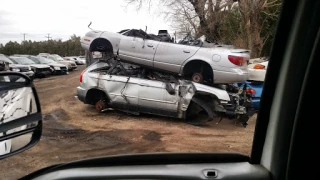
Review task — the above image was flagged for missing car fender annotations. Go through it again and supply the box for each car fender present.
[192,82,230,102]
[179,48,215,74]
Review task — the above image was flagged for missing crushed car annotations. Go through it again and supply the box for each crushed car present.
[77,58,254,127]
[81,27,250,85]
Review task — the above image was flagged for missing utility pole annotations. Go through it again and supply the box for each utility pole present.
[45,33,52,41]
[22,33,27,41]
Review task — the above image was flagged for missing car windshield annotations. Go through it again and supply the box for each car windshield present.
[0,0,281,179]
[0,55,16,64]
[54,55,64,61]
[10,57,35,65]
[37,56,55,64]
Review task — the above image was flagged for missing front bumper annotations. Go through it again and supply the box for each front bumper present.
[77,86,87,103]
[21,71,35,79]
[35,69,51,78]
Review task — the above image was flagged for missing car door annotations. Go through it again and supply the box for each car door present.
[133,37,160,68]
[153,42,200,73]
[97,73,140,112]
[138,78,173,117]
[118,35,137,63]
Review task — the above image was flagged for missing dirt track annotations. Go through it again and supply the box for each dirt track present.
[0,66,257,180]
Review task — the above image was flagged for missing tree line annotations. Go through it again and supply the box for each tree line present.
[126,0,281,58]
[0,35,84,56]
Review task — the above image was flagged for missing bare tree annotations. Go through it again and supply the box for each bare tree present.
[126,0,281,58]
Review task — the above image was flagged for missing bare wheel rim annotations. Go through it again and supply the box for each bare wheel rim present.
[95,100,105,111]
[192,73,203,83]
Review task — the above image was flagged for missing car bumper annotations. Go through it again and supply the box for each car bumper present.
[54,69,68,75]
[21,71,35,79]
[35,70,51,78]
[77,86,87,103]
[213,68,249,83]
[252,99,260,110]
[248,68,266,81]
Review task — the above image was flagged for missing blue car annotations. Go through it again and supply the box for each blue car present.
[236,81,264,110]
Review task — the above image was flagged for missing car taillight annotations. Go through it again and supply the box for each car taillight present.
[80,70,85,83]
[228,55,247,66]
[253,64,265,69]
[246,88,256,94]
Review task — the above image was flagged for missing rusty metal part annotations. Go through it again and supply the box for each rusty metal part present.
[192,73,203,83]
[95,100,105,111]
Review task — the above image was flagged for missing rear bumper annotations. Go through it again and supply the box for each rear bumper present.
[77,86,87,103]
[248,69,266,81]
[213,68,249,83]
[252,99,260,110]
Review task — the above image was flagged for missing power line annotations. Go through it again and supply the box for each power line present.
[45,33,52,41]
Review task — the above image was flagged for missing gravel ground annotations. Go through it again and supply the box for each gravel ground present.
[0,65,257,180]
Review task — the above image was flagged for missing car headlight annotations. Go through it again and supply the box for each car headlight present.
[54,66,61,70]
[12,68,20,72]
[50,67,54,72]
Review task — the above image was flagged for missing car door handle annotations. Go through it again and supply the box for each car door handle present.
[140,83,149,86]
[147,45,153,47]
[183,50,190,53]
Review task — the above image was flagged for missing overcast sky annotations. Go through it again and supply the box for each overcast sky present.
[0,0,171,45]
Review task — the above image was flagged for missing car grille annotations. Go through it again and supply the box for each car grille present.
[71,63,77,67]
[60,67,67,71]
[20,67,30,72]
[37,68,51,72]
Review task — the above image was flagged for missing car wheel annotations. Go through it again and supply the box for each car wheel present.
[95,100,105,112]
[191,73,203,83]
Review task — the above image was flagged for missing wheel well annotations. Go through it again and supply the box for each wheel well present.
[186,93,219,120]
[90,38,113,54]
[86,89,109,105]
[183,60,213,82]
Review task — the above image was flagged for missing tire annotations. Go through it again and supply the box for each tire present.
[191,73,204,83]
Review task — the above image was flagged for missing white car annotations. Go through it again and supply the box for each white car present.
[64,56,85,65]
[248,61,268,81]
[81,29,250,84]
[38,53,77,70]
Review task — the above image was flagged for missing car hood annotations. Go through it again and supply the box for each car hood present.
[9,64,29,68]
[48,63,66,67]
[192,82,230,102]
[30,64,51,68]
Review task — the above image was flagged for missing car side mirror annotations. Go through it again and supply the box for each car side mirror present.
[0,72,42,160]
[165,82,175,95]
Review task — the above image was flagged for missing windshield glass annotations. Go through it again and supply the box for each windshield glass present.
[36,56,55,64]
[9,57,35,65]
[54,55,64,61]
[0,0,280,179]
[0,55,16,64]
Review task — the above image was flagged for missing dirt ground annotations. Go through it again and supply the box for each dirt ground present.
[0,65,257,180]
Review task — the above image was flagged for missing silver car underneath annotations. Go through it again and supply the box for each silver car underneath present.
[77,59,254,127]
